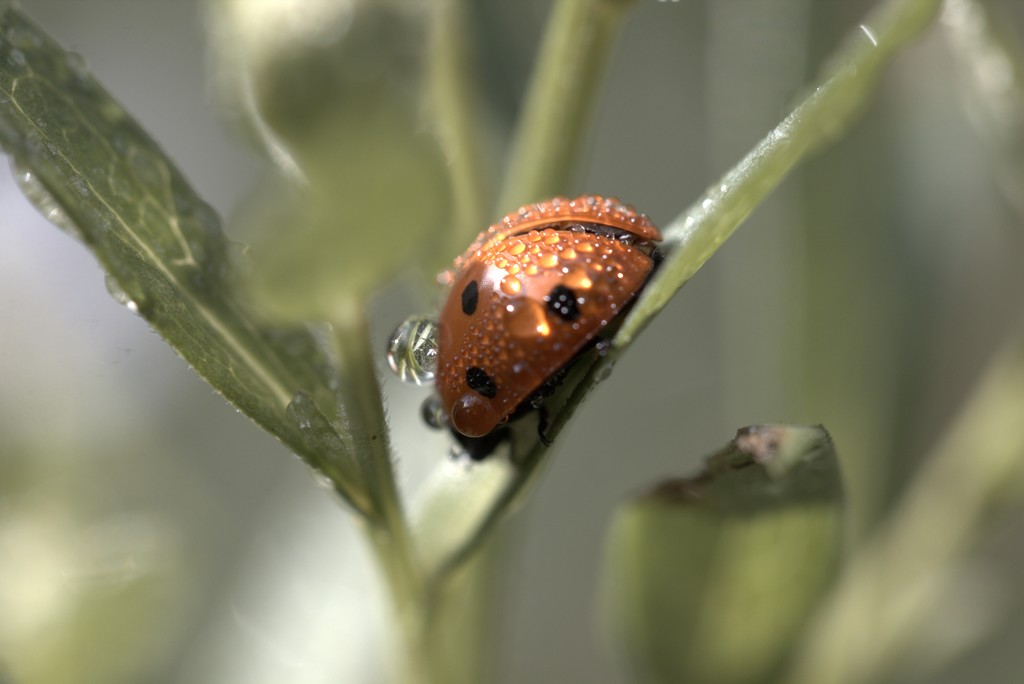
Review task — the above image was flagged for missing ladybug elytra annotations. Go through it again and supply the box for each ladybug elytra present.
[387,194,661,459]
[432,194,661,456]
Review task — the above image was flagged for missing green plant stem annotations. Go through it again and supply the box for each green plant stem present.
[420,541,500,684]
[328,314,401,522]
[429,0,491,258]
[496,0,638,212]
[943,0,1024,219]
[427,347,608,586]
[328,314,430,681]
[615,0,944,347]
[363,522,430,684]
[784,324,1024,684]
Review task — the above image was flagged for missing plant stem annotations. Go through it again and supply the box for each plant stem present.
[496,0,638,212]
[364,521,430,684]
[615,0,945,347]
[429,0,492,257]
[427,346,608,585]
[328,313,429,681]
[943,0,1024,219]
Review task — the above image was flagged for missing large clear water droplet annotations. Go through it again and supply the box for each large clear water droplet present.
[387,315,438,386]
[10,159,82,240]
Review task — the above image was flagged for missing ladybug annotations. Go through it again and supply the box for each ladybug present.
[432,194,661,459]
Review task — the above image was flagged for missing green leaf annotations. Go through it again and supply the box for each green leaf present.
[603,425,844,684]
[414,459,516,574]
[0,7,372,515]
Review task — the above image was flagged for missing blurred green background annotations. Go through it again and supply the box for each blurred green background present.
[2,0,1024,682]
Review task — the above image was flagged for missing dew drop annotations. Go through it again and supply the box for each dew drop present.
[506,241,526,256]
[285,391,352,476]
[500,276,522,295]
[450,393,499,438]
[504,299,549,339]
[420,395,446,429]
[65,51,91,83]
[859,24,878,47]
[103,274,141,314]
[309,469,335,491]
[288,391,323,433]
[6,48,26,70]
[70,174,89,197]
[594,359,616,383]
[386,315,439,386]
[10,159,82,239]
[562,267,593,290]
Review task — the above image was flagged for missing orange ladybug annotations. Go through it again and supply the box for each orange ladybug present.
[387,195,661,459]
[429,194,661,457]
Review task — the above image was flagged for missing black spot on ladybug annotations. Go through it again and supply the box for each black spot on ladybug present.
[466,366,498,398]
[546,285,579,321]
[461,280,479,316]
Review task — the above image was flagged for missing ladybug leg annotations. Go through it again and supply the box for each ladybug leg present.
[537,406,553,447]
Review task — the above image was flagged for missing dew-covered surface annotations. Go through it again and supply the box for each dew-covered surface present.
[438,227,656,438]
[0,5,343,475]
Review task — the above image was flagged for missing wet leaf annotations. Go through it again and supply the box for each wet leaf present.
[615,0,944,347]
[603,425,844,684]
[414,459,515,574]
[0,7,370,515]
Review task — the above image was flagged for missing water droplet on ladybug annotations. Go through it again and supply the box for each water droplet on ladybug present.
[501,276,522,295]
[420,395,445,430]
[450,393,500,437]
[386,315,438,386]
[505,298,549,338]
